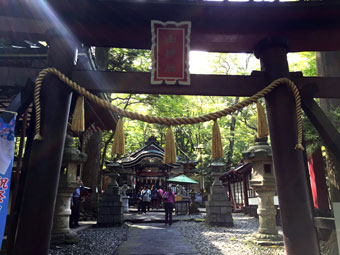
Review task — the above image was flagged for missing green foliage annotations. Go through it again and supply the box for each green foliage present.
[209,53,260,75]
[107,48,151,72]
[288,52,317,76]
[102,49,319,175]
[288,52,320,156]
[104,51,261,171]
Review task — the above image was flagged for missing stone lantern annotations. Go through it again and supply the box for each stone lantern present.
[51,135,87,244]
[206,161,234,227]
[242,136,283,245]
[97,161,123,227]
[121,184,130,213]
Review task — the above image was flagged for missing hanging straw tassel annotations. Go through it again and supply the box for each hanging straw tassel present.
[112,118,125,156]
[164,126,176,164]
[256,101,269,138]
[34,133,43,141]
[71,95,85,132]
[211,120,224,159]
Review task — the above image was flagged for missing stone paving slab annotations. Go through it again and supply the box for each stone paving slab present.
[114,223,198,255]
[124,210,205,223]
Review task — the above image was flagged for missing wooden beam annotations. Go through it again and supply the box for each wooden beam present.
[2,67,340,98]
[0,16,51,42]
[71,71,340,98]
[293,76,340,99]
[1,0,340,52]
[72,70,266,96]
[0,67,40,89]
[314,217,336,230]
[1,79,34,123]
[301,94,340,158]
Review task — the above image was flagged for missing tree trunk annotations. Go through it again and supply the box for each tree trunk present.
[94,47,110,192]
[95,47,110,71]
[324,147,340,203]
[226,97,239,168]
[316,51,340,205]
[82,132,103,217]
[316,50,340,255]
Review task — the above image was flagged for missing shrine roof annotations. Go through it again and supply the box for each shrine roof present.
[2,0,340,52]
[118,137,180,168]
[220,163,252,183]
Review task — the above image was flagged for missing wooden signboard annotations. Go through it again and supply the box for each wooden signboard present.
[151,20,191,85]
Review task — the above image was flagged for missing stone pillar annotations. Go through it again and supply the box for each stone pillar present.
[51,135,87,244]
[122,196,129,213]
[243,137,283,245]
[121,184,129,213]
[97,162,123,227]
[206,161,233,227]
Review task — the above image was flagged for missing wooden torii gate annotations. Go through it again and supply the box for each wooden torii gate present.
[2,1,340,255]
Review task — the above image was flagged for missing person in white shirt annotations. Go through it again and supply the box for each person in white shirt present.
[141,185,151,214]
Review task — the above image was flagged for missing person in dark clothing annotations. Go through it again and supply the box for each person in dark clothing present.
[70,177,84,228]
[150,185,159,209]
[136,187,143,214]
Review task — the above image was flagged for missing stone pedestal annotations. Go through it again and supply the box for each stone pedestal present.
[51,170,79,244]
[189,192,200,214]
[243,137,283,246]
[122,196,129,213]
[97,165,123,227]
[206,161,234,227]
[252,187,283,246]
[51,135,87,244]
[175,196,190,215]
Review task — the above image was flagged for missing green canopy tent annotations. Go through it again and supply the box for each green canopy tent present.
[167,174,198,184]
[167,174,198,196]
[167,175,200,214]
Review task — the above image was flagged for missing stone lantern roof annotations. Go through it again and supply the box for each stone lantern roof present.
[242,137,272,161]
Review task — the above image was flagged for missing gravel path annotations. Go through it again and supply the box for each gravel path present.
[48,213,285,255]
[49,225,128,255]
[175,213,285,255]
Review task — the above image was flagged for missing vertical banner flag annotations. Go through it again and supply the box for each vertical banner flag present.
[0,114,15,249]
[151,20,191,85]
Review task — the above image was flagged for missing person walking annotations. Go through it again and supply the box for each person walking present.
[158,187,164,208]
[141,185,151,214]
[70,177,84,228]
[136,187,143,214]
[162,186,175,226]
[151,185,159,209]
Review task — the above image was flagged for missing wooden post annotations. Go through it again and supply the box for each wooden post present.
[13,31,77,255]
[242,175,249,207]
[255,38,320,255]
[333,203,340,255]
[10,110,28,214]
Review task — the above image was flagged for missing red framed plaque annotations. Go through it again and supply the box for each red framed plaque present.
[151,20,191,85]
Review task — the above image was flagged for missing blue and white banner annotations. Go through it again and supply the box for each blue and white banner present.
[0,114,15,250]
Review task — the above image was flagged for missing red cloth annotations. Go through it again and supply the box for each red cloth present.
[308,148,329,210]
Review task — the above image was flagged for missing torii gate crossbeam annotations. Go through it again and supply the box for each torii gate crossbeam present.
[2,1,340,255]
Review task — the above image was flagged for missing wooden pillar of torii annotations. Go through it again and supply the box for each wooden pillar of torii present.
[13,31,77,255]
[255,38,320,254]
